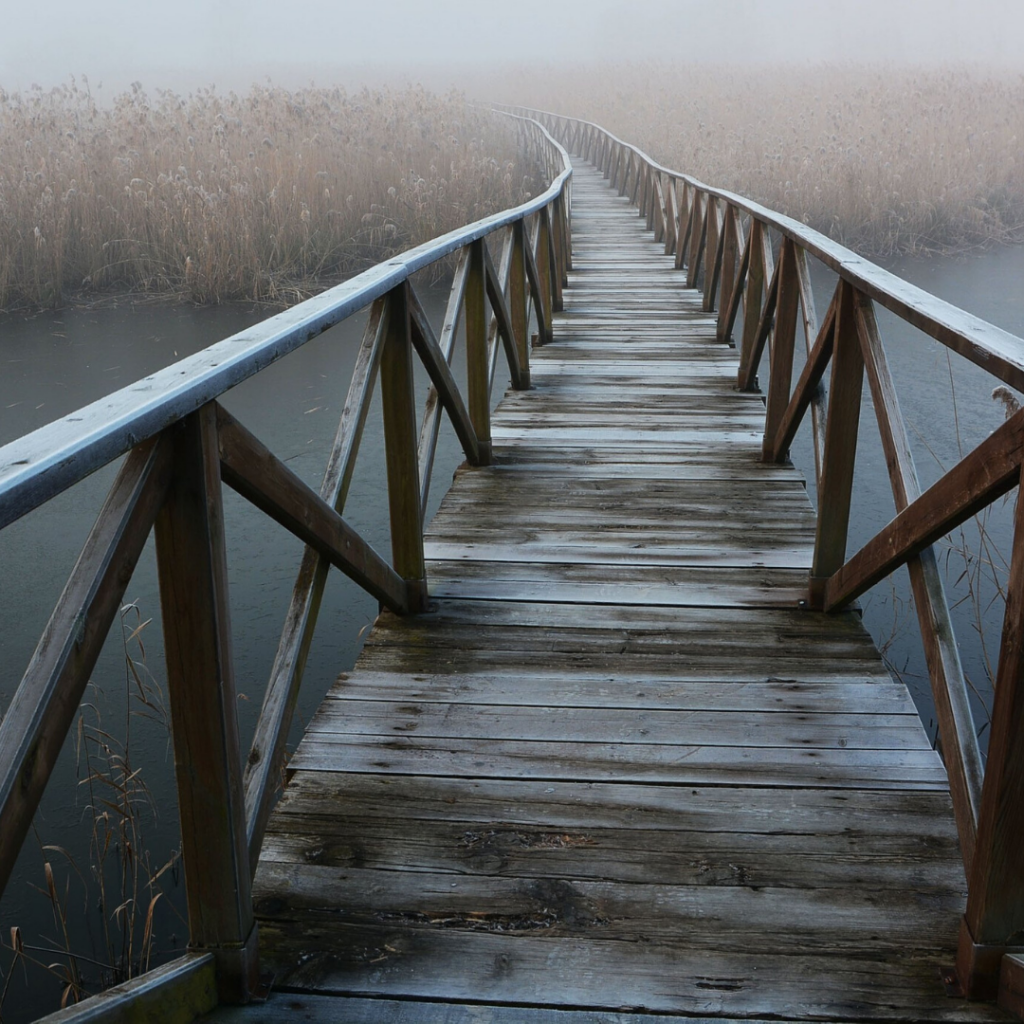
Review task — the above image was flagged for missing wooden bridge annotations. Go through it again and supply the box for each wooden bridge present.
[3,112,1024,1023]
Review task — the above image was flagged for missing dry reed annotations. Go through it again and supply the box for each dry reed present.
[496,63,1024,256]
[0,80,538,309]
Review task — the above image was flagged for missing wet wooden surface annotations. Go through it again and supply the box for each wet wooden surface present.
[239,161,1008,1022]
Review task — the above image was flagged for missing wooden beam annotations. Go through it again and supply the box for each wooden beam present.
[959,457,1024,995]
[714,205,740,339]
[483,242,529,390]
[761,238,800,461]
[465,239,492,464]
[380,283,428,612]
[702,197,721,312]
[419,249,470,513]
[523,217,552,347]
[718,216,751,347]
[737,246,780,393]
[737,219,767,389]
[769,292,836,467]
[825,407,1024,611]
[809,280,864,610]
[154,404,258,1003]
[244,297,387,869]
[686,192,707,289]
[1000,954,1024,1018]
[216,404,410,613]
[852,293,982,874]
[509,220,530,374]
[0,436,171,902]
[795,245,827,486]
[36,953,216,1023]
[407,282,483,464]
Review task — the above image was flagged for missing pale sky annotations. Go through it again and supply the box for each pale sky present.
[1,0,1022,95]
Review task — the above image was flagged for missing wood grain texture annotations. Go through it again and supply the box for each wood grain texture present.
[251,161,988,1023]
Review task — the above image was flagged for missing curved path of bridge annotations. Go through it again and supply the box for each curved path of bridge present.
[221,158,1005,1022]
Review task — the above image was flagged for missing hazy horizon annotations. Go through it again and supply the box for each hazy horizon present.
[2,0,1022,97]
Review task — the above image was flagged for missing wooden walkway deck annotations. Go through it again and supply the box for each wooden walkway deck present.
[232,160,1008,1022]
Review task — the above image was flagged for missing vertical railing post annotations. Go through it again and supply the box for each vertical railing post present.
[510,221,530,375]
[675,183,692,270]
[702,196,720,312]
[738,219,767,387]
[380,282,429,611]
[155,404,258,1004]
[761,238,800,460]
[465,240,492,466]
[536,212,555,330]
[808,279,864,610]
[686,192,707,289]
[958,460,1024,998]
[716,206,741,343]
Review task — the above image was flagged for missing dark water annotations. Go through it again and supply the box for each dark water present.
[0,279,475,1021]
[1,245,1023,1020]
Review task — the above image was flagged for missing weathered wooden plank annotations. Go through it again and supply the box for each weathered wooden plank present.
[322,668,914,714]
[249,158,980,1024]
[254,863,963,954]
[258,819,959,891]
[41,954,216,1024]
[258,923,1006,1021]
[208,993,814,1024]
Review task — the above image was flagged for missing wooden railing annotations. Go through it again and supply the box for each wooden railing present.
[0,113,571,1017]
[516,106,1024,1008]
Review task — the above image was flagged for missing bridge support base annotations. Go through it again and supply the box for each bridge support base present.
[955,916,1024,1004]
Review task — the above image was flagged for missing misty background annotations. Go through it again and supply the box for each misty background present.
[2,0,1022,96]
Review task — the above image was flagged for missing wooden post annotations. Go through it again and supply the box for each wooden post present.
[808,280,864,610]
[761,238,800,461]
[702,196,720,312]
[380,283,428,612]
[738,220,767,389]
[716,206,741,343]
[550,197,568,294]
[465,239,492,465]
[510,221,530,374]
[154,405,258,1003]
[675,183,692,271]
[536,214,555,338]
[686,193,707,289]
[958,458,1024,997]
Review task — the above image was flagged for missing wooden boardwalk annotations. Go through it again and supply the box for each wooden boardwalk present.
[238,161,1008,1022]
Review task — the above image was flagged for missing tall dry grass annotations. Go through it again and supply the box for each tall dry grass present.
[497,63,1024,256]
[0,81,537,309]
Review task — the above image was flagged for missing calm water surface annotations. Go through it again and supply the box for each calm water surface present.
[0,282,471,1020]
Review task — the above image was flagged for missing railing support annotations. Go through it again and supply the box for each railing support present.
[380,283,428,612]
[465,239,493,463]
[155,405,259,1003]
[808,280,864,610]
[510,221,530,373]
[761,238,800,461]
[958,457,1024,998]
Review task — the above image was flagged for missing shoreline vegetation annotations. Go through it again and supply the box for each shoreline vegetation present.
[1,65,1022,313]
[0,82,537,311]
[496,63,1024,258]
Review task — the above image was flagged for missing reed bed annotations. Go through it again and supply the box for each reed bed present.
[0,82,537,309]
[498,63,1024,256]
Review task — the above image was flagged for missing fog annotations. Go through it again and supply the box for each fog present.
[1,0,1022,96]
